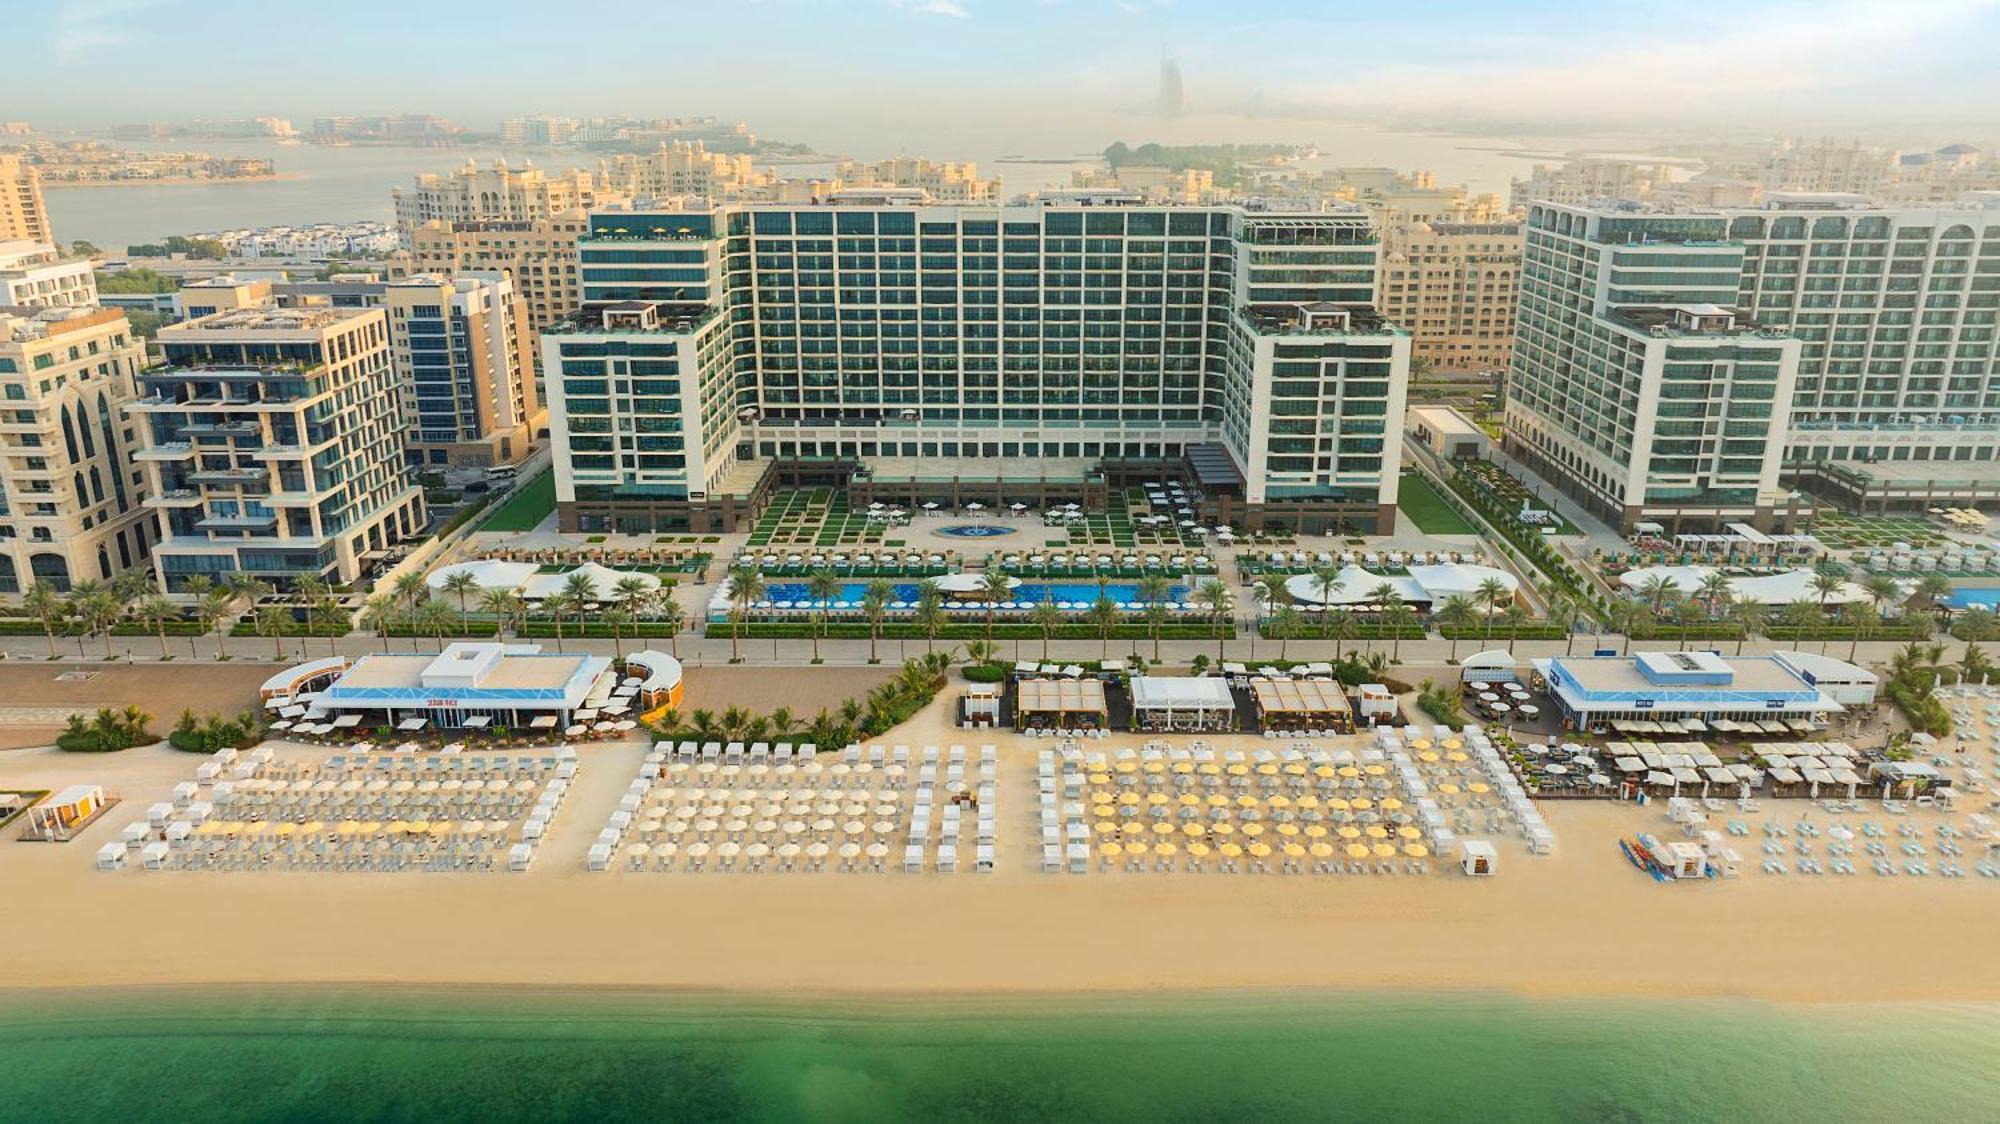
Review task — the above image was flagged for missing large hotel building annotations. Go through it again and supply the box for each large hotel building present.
[541,197,1409,534]
[131,307,426,589]
[1507,194,2000,531]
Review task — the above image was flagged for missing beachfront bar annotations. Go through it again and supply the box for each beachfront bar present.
[1015,678,1109,731]
[1535,651,1841,734]
[306,642,615,732]
[1248,678,1353,734]
[1130,676,1237,733]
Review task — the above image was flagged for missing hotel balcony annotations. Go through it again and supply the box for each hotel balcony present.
[133,442,198,462]
[179,420,263,437]
[143,489,204,508]
[186,467,271,489]
[195,510,280,531]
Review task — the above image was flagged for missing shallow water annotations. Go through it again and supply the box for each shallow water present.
[1,987,1994,1123]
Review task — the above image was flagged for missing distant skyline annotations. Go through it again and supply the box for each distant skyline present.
[7,0,1999,147]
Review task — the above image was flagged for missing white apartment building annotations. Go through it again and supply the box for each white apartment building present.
[131,307,425,589]
[0,306,153,593]
[598,142,762,200]
[0,241,97,309]
[392,161,611,245]
[1505,202,1804,532]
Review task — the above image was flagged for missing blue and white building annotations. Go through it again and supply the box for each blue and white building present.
[1534,650,1843,729]
[315,642,615,731]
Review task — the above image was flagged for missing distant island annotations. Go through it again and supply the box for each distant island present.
[15,138,280,186]
[1103,141,1315,188]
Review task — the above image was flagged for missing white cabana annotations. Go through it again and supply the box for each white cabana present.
[426,558,541,594]
[521,561,658,602]
[1617,565,1873,607]
[931,572,1021,597]
[1130,676,1236,732]
[1458,650,1519,686]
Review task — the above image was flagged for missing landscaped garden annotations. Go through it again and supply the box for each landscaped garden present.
[746,489,890,549]
[481,469,558,532]
[1396,472,1477,535]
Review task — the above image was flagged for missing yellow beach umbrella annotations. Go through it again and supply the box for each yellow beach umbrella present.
[1364,764,1387,777]
[1313,765,1336,779]
[1305,824,1328,839]
[1282,843,1307,858]
[1404,843,1429,858]
[1379,797,1403,811]
[1154,841,1177,857]
[1397,825,1422,840]
[1240,823,1265,838]
[356,822,382,836]
[1309,842,1335,858]
[1117,792,1140,805]
[1198,763,1222,776]
[1448,752,1469,763]
[1150,822,1174,837]
[1171,761,1195,775]
[1094,805,1118,820]
[1418,751,1440,763]
[335,820,362,834]
[300,821,325,834]
[1469,782,1491,794]
[1182,823,1205,838]
[1276,823,1300,838]
[1186,842,1211,857]
[407,820,432,834]
[1206,794,1229,807]
[1438,782,1461,795]
[1247,842,1272,858]
[1255,763,1279,776]
[1088,773,1111,786]
[1100,841,1123,858]
[1283,763,1307,777]
[1146,792,1170,805]
[1294,795,1320,810]
[1338,825,1362,840]
[1366,825,1388,839]
[1345,843,1370,859]
[1211,822,1236,836]
[1093,821,1119,835]
[1178,793,1201,806]
[1373,843,1397,858]
[1325,797,1350,811]
[240,821,268,835]
[1267,794,1292,808]
[1235,794,1259,808]
[1115,760,1138,773]
[1338,766,1361,779]
[1143,760,1166,774]
[272,822,297,836]
[1409,738,1433,751]
[1226,763,1249,777]
[1443,738,1463,750]
[1219,842,1243,858]
[1351,798,1372,811]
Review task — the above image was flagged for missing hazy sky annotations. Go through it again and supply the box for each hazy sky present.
[8,0,1998,143]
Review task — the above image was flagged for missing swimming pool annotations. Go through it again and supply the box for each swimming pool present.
[1943,588,2000,611]
[756,581,1190,607]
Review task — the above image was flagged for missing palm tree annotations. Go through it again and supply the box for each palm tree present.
[1270,604,1301,662]
[1696,570,1733,617]
[137,593,176,659]
[861,578,894,664]
[1673,599,1704,651]
[1960,606,1998,643]
[22,580,66,660]
[1196,578,1231,662]
[723,570,766,663]
[1730,600,1767,656]
[391,570,428,619]
[1500,602,1530,655]
[198,584,233,660]
[479,589,517,638]
[804,569,841,664]
[1089,593,1119,662]
[254,605,290,660]
[1636,573,1678,618]
[1811,570,1844,627]
[1782,598,1821,644]
[602,607,634,660]
[73,585,122,659]
[544,588,582,654]
[980,570,1013,648]
[1386,602,1417,663]
[1327,609,1358,662]
[914,579,945,656]
[1912,573,1953,613]
[294,573,330,653]
[1862,573,1902,618]
[416,598,456,652]
[1476,576,1511,647]
[360,594,398,653]
[1256,572,1289,617]
[441,570,480,633]
[1836,601,1873,661]
[1959,642,1992,685]
[1136,574,1172,663]
[181,574,215,658]
[1546,593,1582,657]
[1435,594,1477,662]
[1610,600,1648,657]
[1031,596,1062,662]
[1309,564,1342,615]
[111,567,153,607]
[613,575,652,615]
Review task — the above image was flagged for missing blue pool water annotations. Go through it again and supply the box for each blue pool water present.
[934,523,1019,538]
[759,581,1188,606]
[1944,588,2000,610]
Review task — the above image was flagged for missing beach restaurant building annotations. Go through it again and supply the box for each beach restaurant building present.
[310,642,615,732]
[1534,651,1841,731]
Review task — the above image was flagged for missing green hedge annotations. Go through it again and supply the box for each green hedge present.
[517,621,684,640]
[1282,623,1428,640]
[1762,623,1933,641]
[1438,624,1572,640]
[229,620,352,638]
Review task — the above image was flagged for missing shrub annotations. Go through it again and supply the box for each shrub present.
[167,708,264,753]
[1415,679,1464,726]
[56,707,154,752]
[961,663,1006,683]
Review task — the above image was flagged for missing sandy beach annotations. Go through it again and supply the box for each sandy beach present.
[5,694,1998,1006]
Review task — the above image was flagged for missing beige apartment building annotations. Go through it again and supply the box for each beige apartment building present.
[382,274,542,467]
[1,154,53,243]
[403,214,590,334]
[1378,221,1521,372]
[599,142,762,199]
[836,157,1000,203]
[0,306,152,593]
[0,241,98,309]
[392,160,610,244]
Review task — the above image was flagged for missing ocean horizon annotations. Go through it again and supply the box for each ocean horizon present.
[1,984,1993,1122]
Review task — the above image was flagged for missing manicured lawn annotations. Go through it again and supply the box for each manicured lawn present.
[1398,473,1476,535]
[481,470,557,532]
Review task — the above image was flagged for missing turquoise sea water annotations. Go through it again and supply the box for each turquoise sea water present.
[1,988,1995,1123]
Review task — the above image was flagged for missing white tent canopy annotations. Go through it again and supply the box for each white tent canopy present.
[933,572,1021,596]
[1283,563,1516,606]
[1618,565,1873,607]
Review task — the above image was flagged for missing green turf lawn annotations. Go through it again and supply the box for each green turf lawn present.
[1397,473,1477,535]
[481,470,557,532]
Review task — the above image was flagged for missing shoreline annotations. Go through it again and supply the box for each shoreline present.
[43,173,300,189]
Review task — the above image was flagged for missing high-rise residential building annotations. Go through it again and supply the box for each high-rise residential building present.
[0,306,152,593]
[837,157,1000,204]
[598,143,762,201]
[501,115,579,146]
[130,307,425,589]
[1504,201,1805,532]
[0,153,53,243]
[0,241,98,309]
[541,200,1408,535]
[392,161,612,245]
[380,274,541,466]
[1378,221,1521,372]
